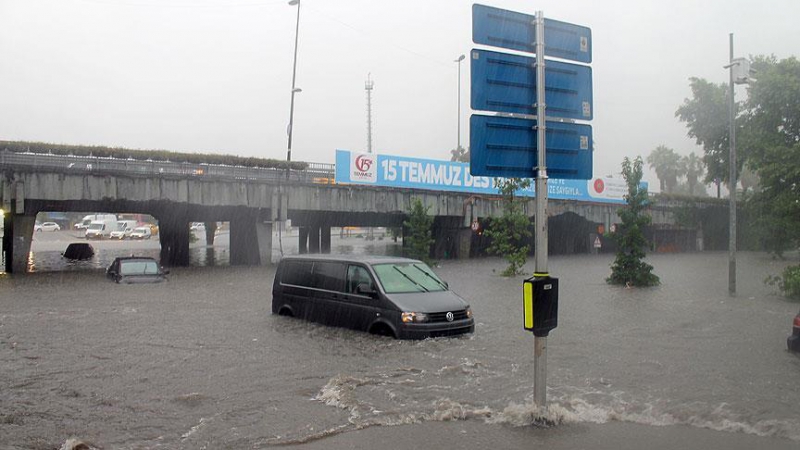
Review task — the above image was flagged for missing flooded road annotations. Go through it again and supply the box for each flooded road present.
[1,251,799,449]
[21,229,402,272]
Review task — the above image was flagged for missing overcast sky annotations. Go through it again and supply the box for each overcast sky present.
[1,0,798,189]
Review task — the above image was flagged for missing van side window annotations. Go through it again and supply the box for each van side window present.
[312,262,344,291]
[282,261,313,287]
[346,265,374,295]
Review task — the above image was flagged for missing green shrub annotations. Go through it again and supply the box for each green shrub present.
[765,264,800,300]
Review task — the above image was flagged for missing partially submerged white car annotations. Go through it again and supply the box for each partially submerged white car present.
[129,226,152,240]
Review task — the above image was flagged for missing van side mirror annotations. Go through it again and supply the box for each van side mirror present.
[356,283,377,297]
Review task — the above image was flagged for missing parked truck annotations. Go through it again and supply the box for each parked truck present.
[75,214,117,230]
[84,218,119,239]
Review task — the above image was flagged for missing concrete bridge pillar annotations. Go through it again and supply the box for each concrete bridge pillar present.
[4,215,35,273]
[256,222,273,264]
[2,214,10,272]
[308,226,321,254]
[457,229,472,259]
[158,215,191,267]
[204,221,217,246]
[230,219,261,265]
[298,227,309,254]
[320,226,331,254]
[432,219,461,259]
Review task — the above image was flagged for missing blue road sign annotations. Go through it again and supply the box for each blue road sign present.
[470,114,593,180]
[471,48,592,120]
[472,4,592,64]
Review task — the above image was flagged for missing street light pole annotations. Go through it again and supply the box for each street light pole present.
[455,54,465,153]
[286,0,301,166]
[727,33,737,296]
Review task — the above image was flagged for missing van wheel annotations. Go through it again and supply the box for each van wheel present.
[278,307,294,317]
[369,323,396,338]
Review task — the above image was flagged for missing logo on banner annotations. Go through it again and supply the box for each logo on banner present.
[593,179,605,194]
[350,153,377,183]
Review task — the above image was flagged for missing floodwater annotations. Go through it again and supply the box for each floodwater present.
[1,240,799,449]
[19,228,402,272]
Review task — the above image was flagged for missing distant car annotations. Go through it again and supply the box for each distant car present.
[109,225,135,240]
[62,242,95,260]
[106,256,168,284]
[789,309,800,353]
[130,227,152,240]
[35,222,61,232]
[190,222,205,231]
[109,229,127,240]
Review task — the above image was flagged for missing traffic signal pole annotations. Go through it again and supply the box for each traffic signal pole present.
[533,10,549,409]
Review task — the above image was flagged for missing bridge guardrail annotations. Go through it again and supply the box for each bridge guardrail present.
[0,150,335,183]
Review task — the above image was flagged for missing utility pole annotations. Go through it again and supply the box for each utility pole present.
[727,33,737,297]
[365,74,374,154]
[286,0,302,176]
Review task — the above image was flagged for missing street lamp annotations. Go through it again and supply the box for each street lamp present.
[724,33,755,296]
[454,54,466,153]
[286,0,301,166]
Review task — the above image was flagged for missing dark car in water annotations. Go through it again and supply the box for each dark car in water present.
[789,309,800,353]
[106,256,168,284]
[62,242,95,260]
[272,255,474,339]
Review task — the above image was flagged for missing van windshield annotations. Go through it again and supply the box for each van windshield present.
[372,263,447,294]
[88,223,104,230]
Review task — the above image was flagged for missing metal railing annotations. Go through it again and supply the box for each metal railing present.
[0,150,336,183]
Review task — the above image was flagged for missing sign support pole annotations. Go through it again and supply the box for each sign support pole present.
[533,10,549,410]
[727,33,737,297]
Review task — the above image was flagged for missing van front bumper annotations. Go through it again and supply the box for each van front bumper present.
[398,319,474,339]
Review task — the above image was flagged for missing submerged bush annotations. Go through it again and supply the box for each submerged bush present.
[765,264,800,300]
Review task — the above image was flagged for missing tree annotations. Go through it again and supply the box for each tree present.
[608,156,660,287]
[450,146,470,162]
[485,178,531,276]
[679,152,705,196]
[403,198,434,265]
[738,162,760,194]
[675,78,733,184]
[739,56,800,254]
[676,56,800,258]
[646,145,682,193]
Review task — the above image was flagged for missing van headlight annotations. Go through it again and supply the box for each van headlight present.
[466,307,473,319]
[401,312,429,323]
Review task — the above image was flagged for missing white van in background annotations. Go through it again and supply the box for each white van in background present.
[75,214,117,230]
[85,218,119,239]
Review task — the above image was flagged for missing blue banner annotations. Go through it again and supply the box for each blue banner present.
[334,150,633,204]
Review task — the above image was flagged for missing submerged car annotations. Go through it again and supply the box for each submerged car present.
[129,226,152,240]
[106,256,168,284]
[62,242,95,260]
[35,222,61,232]
[789,309,800,353]
[272,255,474,339]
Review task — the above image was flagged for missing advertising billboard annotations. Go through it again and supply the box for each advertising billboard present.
[334,150,636,204]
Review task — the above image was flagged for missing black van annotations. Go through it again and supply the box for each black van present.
[272,255,474,339]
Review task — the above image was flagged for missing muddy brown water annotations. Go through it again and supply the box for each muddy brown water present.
[1,247,799,449]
